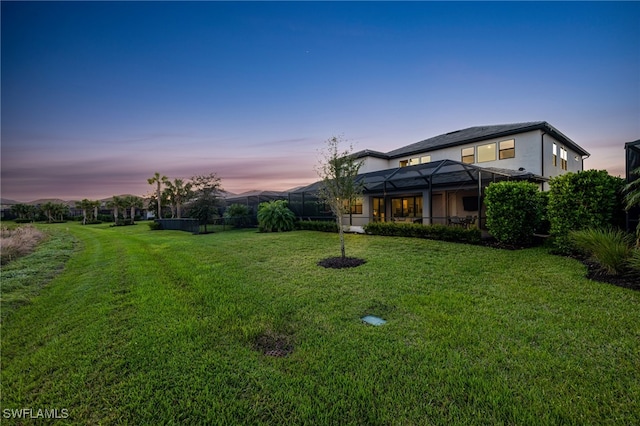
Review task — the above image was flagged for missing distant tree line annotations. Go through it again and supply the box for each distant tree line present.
[147,172,224,230]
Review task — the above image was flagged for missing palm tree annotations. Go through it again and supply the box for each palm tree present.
[10,204,35,221]
[107,196,125,223]
[40,202,56,223]
[91,200,101,222]
[164,178,193,219]
[75,199,92,225]
[147,172,168,219]
[124,196,144,223]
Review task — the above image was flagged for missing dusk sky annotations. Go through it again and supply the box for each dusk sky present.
[2,1,639,202]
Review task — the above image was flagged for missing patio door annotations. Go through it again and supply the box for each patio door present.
[372,197,385,222]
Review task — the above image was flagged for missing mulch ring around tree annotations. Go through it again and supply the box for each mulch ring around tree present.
[317,257,367,269]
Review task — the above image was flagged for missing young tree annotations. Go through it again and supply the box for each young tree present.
[189,173,223,233]
[147,172,168,219]
[316,136,364,260]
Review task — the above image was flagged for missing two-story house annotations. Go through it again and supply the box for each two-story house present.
[291,121,590,228]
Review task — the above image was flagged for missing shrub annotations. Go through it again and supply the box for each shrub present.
[485,181,542,245]
[548,170,625,253]
[148,221,162,231]
[111,219,135,227]
[224,204,253,228]
[257,200,296,232]
[363,221,481,244]
[570,228,632,275]
[536,191,551,235]
[98,214,114,223]
[295,220,339,233]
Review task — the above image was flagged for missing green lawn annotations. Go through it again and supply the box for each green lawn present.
[1,222,639,425]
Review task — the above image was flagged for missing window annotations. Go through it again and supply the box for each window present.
[499,139,515,159]
[343,197,363,214]
[477,143,496,162]
[391,196,423,218]
[560,147,568,170]
[461,147,475,164]
[552,143,558,167]
[401,156,431,167]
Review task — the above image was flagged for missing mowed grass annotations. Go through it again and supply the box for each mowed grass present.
[1,222,639,425]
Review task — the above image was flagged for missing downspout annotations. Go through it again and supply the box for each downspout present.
[540,131,547,190]
[428,175,433,225]
[478,170,482,229]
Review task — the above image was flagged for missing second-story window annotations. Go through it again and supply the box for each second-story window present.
[499,139,515,159]
[461,147,475,164]
[477,143,496,162]
[560,147,568,170]
[400,155,432,167]
[552,143,558,167]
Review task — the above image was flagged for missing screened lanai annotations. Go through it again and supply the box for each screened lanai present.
[288,159,545,228]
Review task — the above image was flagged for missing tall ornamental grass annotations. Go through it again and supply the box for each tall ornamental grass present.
[569,228,633,275]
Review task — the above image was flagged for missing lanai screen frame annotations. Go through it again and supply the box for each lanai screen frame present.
[290,159,546,224]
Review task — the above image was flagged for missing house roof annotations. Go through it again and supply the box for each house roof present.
[357,121,590,159]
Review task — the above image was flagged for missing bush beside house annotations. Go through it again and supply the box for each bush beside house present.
[257,200,296,232]
[363,222,481,244]
[548,170,625,253]
[484,181,543,245]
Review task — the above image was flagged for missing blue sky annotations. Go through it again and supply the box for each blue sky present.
[2,1,639,201]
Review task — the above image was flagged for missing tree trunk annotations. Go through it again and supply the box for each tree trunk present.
[82,209,87,225]
[338,213,346,259]
[131,206,136,222]
[156,183,162,219]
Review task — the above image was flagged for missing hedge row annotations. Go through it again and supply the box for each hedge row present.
[295,220,339,233]
[363,221,481,244]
